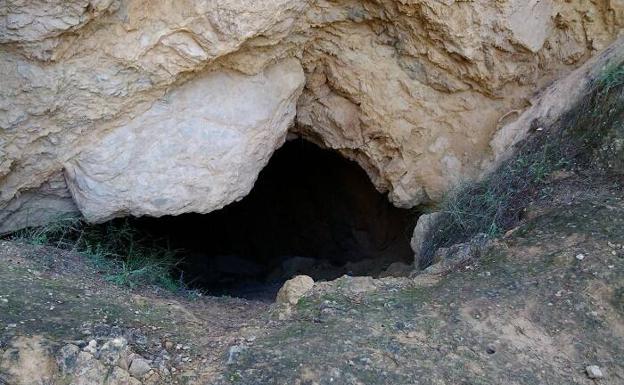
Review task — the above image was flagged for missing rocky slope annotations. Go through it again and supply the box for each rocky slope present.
[2,1,624,230]
[1,171,623,384]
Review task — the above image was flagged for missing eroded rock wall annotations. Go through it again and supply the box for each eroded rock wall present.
[1,1,623,230]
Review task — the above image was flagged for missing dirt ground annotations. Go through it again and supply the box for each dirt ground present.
[1,172,623,385]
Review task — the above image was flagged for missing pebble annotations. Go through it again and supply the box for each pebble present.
[586,365,604,379]
[129,357,151,378]
[83,340,98,354]
[226,345,245,365]
[575,254,585,261]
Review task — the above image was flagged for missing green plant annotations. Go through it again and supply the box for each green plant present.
[6,216,185,291]
[419,60,624,267]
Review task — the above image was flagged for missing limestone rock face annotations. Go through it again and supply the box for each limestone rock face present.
[65,59,304,222]
[1,1,623,229]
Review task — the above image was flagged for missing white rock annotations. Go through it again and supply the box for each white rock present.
[576,254,586,261]
[586,365,604,379]
[83,340,97,354]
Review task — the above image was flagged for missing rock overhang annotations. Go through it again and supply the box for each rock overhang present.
[1,0,623,231]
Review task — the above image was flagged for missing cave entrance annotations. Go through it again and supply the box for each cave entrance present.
[131,139,416,300]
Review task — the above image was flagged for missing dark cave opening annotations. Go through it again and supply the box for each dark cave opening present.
[131,139,416,300]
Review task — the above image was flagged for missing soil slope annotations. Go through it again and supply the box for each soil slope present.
[1,172,623,384]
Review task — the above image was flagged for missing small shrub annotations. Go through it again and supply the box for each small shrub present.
[419,60,624,268]
[6,216,184,291]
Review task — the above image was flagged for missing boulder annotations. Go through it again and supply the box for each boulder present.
[65,59,305,222]
[275,275,314,306]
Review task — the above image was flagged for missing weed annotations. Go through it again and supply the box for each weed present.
[419,60,624,267]
[4,216,185,291]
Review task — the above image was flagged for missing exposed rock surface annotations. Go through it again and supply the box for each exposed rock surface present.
[275,275,314,306]
[0,336,58,385]
[1,1,624,229]
[410,211,446,265]
[65,59,304,222]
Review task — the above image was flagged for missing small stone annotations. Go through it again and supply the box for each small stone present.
[275,275,314,306]
[226,345,246,365]
[83,340,98,354]
[128,357,151,378]
[406,331,419,339]
[586,365,604,379]
[56,344,81,374]
[486,344,496,354]
[576,254,585,261]
[108,366,142,385]
[346,276,377,294]
[99,337,128,366]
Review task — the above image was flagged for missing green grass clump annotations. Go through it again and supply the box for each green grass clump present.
[6,216,184,291]
[419,60,624,267]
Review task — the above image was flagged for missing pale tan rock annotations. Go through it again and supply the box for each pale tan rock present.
[410,212,447,266]
[0,1,623,230]
[107,366,143,385]
[64,58,305,222]
[0,172,78,234]
[379,261,413,278]
[0,336,58,385]
[276,275,314,306]
[345,276,377,294]
[491,37,624,166]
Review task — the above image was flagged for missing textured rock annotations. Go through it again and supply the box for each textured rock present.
[1,1,623,229]
[586,365,605,379]
[410,212,446,265]
[56,344,81,375]
[128,356,151,378]
[64,59,304,221]
[276,275,314,306]
[0,172,78,233]
[0,336,58,385]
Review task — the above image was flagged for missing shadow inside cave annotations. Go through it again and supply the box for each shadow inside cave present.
[129,138,416,300]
